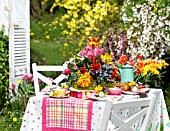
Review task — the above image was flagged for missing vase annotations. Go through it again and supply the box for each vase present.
[71,82,96,90]
[100,82,116,88]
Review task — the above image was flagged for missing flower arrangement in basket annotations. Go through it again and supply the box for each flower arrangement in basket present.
[63,38,120,90]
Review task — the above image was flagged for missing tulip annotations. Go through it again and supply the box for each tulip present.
[63,68,71,75]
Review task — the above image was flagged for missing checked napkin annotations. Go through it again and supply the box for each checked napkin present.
[42,97,93,131]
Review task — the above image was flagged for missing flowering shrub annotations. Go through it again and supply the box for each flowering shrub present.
[64,38,120,88]
[43,0,124,56]
[104,28,129,61]
[121,0,170,59]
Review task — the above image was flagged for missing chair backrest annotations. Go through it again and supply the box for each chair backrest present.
[99,94,155,131]
[32,63,68,96]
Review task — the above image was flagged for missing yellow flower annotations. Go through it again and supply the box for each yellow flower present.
[161,60,169,66]
[153,6,158,13]
[64,43,68,47]
[77,72,93,87]
[30,32,35,36]
[73,12,78,18]
[151,68,159,75]
[45,35,50,39]
[129,82,136,86]
[95,85,103,94]
[17,80,22,84]
[8,111,11,114]
[13,118,17,122]
[100,53,113,64]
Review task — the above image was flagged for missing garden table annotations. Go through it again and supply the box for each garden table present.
[20,89,170,131]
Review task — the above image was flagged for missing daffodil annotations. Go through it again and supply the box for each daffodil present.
[95,85,103,94]
[13,118,17,122]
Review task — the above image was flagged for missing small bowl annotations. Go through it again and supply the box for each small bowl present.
[109,88,121,95]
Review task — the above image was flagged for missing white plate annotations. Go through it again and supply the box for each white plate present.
[121,88,150,95]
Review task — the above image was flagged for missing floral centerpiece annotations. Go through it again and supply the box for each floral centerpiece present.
[63,37,169,93]
[116,54,169,88]
[64,38,120,90]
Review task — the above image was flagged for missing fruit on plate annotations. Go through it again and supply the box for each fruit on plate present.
[131,86,138,92]
[116,82,130,91]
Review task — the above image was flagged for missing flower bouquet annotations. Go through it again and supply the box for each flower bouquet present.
[64,38,120,90]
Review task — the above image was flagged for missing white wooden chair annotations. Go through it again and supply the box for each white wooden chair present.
[99,94,156,131]
[32,63,68,96]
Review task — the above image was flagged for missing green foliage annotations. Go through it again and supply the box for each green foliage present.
[0,27,10,110]
[0,98,24,131]
[17,80,35,98]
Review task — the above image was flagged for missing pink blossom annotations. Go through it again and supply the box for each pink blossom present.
[30,78,34,83]
[22,73,29,80]
[62,68,71,75]
[27,73,33,80]
[85,46,92,51]
[87,50,95,59]
[77,50,86,57]
[22,73,33,81]
[74,65,78,70]
[95,47,104,56]
[10,84,16,90]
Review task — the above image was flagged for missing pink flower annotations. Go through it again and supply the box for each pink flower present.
[10,84,16,90]
[77,50,86,57]
[74,65,78,70]
[95,47,104,56]
[27,73,33,80]
[87,50,95,59]
[22,73,28,80]
[30,78,34,83]
[85,46,92,51]
[22,73,33,81]
[63,68,71,75]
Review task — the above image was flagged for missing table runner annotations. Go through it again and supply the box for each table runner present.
[42,97,93,131]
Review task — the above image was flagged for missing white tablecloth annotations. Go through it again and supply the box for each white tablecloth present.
[20,89,170,131]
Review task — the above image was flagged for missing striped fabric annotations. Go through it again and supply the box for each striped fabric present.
[42,97,93,131]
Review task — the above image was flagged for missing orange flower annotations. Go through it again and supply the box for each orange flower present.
[118,55,128,65]
[90,63,101,72]
[111,68,120,80]
[127,60,134,66]
[136,61,144,68]
[134,68,141,75]
[77,72,93,87]
[136,54,143,60]
[87,38,100,48]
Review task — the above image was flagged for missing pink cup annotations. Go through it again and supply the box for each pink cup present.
[109,88,121,95]
[76,92,83,99]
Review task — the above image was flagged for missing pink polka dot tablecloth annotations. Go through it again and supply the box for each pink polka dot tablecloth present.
[20,89,170,131]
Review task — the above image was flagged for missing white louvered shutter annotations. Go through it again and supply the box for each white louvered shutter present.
[9,0,30,86]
